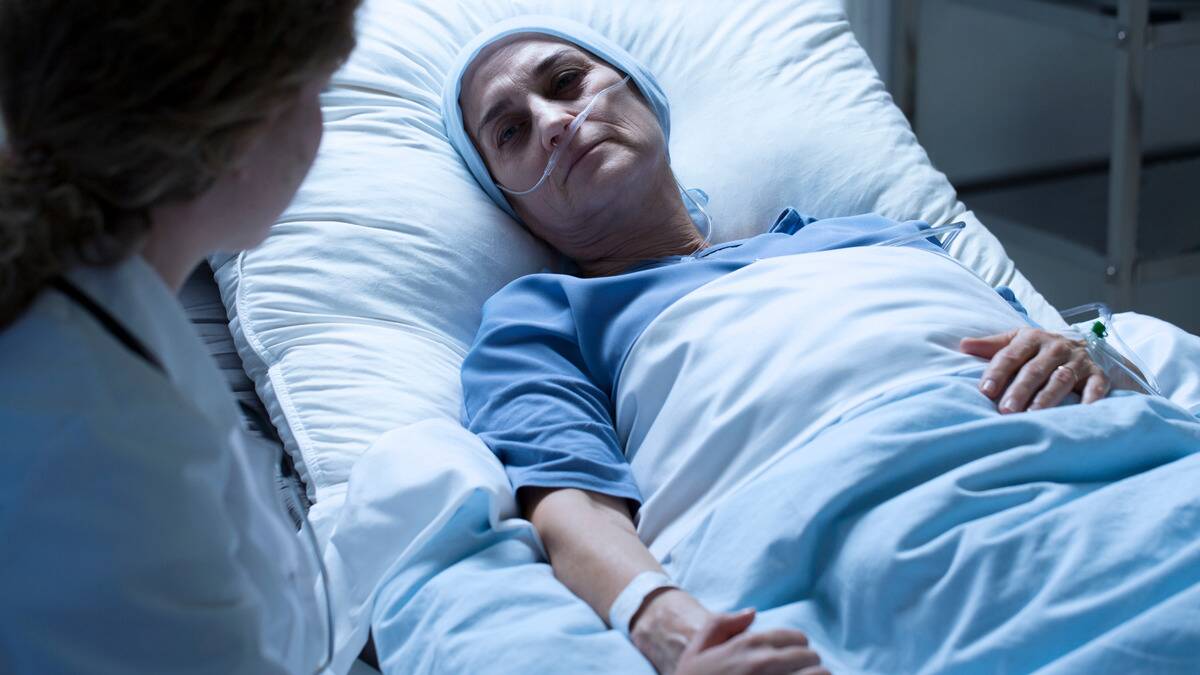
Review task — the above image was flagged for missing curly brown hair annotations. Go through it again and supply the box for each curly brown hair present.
[0,0,361,325]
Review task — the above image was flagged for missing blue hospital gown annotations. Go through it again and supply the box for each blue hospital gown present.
[460,210,1029,504]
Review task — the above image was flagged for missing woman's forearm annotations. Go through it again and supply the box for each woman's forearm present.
[521,487,666,616]
[520,487,710,671]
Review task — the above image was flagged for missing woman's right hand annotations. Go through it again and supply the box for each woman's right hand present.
[520,487,827,674]
[675,610,828,675]
[632,591,827,675]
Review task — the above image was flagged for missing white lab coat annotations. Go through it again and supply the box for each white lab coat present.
[0,256,326,673]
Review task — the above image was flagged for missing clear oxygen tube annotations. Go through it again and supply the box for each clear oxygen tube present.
[875,220,966,250]
[1059,302,1162,397]
[498,75,632,195]
[290,479,334,675]
[678,178,713,244]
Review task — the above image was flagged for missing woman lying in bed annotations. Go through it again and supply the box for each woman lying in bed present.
[442,18,1124,675]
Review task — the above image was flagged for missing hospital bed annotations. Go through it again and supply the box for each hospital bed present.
[181,264,382,674]
[203,0,1200,672]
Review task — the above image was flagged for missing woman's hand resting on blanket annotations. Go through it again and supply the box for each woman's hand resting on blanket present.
[633,591,829,675]
[960,328,1110,413]
[523,487,829,675]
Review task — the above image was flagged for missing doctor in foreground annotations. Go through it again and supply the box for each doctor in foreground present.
[0,1,359,672]
[443,17,1115,675]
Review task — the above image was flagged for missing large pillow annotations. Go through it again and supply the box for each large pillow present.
[213,0,1061,536]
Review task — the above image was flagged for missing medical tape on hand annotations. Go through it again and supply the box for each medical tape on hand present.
[1060,302,1162,397]
[608,570,678,638]
[498,75,632,196]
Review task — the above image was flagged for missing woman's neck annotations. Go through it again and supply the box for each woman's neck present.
[577,223,707,277]
[575,174,709,277]
[141,202,214,292]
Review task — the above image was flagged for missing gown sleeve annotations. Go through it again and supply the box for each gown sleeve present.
[461,275,642,505]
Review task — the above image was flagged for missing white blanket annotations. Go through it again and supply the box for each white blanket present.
[616,246,1032,558]
[334,248,1200,673]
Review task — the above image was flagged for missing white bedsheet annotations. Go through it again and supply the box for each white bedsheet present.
[616,247,1032,558]
[1109,312,1200,415]
[326,253,1200,673]
[323,248,1200,670]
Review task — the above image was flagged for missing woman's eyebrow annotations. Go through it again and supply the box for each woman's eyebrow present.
[531,47,576,79]
[476,99,512,139]
[475,48,578,139]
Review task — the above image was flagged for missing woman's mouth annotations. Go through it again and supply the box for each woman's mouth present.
[562,138,608,184]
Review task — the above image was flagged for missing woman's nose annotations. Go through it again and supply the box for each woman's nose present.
[531,98,574,154]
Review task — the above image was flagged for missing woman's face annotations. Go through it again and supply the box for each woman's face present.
[207,74,328,252]
[460,37,670,254]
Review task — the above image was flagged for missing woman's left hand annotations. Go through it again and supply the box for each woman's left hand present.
[960,327,1110,413]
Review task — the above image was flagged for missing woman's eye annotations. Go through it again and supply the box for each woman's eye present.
[553,70,580,93]
[497,123,520,147]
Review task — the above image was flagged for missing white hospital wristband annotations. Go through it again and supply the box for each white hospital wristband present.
[608,571,678,638]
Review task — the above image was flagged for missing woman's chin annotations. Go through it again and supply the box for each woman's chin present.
[521,149,661,231]
[223,221,276,252]
[568,153,653,205]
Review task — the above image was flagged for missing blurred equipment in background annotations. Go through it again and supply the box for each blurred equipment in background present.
[849,0,1200,333]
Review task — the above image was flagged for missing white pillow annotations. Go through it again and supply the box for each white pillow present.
[1104,312,1200,415]
[214,0,1060,534]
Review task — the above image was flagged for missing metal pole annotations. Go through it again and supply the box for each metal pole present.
[890,0,921,124]
[1107,0,1148,309]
